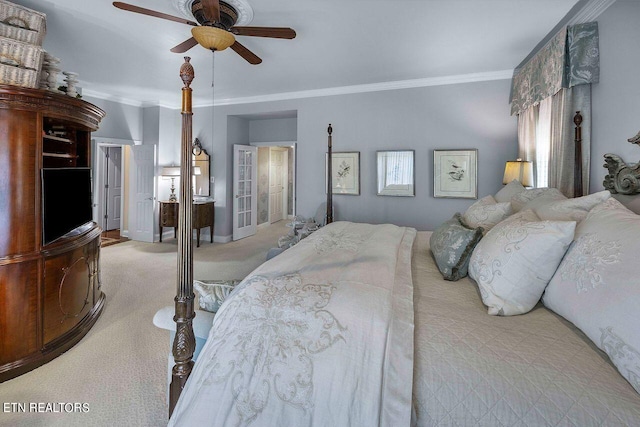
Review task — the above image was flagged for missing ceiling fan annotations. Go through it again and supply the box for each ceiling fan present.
[113,0,296,65]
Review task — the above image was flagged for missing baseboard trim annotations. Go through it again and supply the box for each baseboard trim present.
[257,222,270,230]
[214,235,232,243]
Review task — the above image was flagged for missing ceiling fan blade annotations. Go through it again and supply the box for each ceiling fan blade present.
[231,26,296,39]
[230,41,262,65]
[113,2,198,26]
[170,37,198,53]
[201,0,221,22]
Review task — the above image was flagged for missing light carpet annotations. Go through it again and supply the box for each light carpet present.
[0,222,288,427]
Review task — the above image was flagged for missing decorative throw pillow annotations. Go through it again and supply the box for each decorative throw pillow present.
[543,198,640,394]
[194,280,241,313]
[462,195,512,234]
[468,209,576,316]
[430,213,484,281]
[494,179,526,203]
[534,190,611,222]
[510,187,567,212]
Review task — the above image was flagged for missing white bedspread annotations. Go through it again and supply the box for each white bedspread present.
[169,221,417,427]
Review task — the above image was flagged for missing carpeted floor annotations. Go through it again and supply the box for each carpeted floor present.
[0,222,288,427]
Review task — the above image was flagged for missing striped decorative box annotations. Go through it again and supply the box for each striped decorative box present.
[0,35,42,87]
[0,0,46,46]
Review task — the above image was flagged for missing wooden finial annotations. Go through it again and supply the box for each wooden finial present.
[327,124,332,135]
[573,111,582,127]
[180,57,194,88]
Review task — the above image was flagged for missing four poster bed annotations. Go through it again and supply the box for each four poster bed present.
[164,59,640,426]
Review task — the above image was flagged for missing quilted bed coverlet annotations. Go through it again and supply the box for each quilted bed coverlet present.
[169,222,416,427]
[411,231,640,426]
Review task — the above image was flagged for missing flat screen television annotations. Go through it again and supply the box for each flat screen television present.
[42,167,93,245]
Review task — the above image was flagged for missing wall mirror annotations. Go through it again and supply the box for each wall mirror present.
[193,138,210,197]
[376,150,415,196]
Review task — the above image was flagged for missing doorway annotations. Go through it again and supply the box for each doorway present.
[93,137,145,241]
[103,146,122,231]
[269,147,288,223]
[254,143,296,228]
[94,143,125,234]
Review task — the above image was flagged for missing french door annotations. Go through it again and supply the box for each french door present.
[232,145,257,240]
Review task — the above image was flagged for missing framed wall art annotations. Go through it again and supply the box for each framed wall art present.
[326,151,360,195]
[433,149,478,199]
[376,150,415,196]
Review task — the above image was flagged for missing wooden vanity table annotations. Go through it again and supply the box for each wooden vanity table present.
[159,200,215,247]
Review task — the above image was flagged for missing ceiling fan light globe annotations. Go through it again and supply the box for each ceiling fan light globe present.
[191,26,235,51]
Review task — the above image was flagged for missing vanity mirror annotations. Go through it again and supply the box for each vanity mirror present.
[193,138,210,197]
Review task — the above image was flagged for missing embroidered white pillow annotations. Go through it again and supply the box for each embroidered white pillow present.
[543,197,640,394]
[468,209,576,316]
[494,179,526,203]
[462,195,512,234]
[510,187,567,212]
[194,280,240,313]
[534,190,611,222]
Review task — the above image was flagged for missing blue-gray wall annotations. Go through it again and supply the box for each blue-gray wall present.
[591,0,640,194]
[85,96,143,141]
[189,78,517,239]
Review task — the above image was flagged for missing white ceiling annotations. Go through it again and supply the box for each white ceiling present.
[15,0,580,108]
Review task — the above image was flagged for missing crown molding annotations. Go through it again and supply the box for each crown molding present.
[568,0,617,25]
[81,87,146,108]
[83,69,513,110]
[205,69,514,107]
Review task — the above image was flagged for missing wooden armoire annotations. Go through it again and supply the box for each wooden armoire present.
[0,85,106,381]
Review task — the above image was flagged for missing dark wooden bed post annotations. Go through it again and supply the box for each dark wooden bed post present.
[574,111,583,197]
[326,124,333,224]
[169,57,197,417]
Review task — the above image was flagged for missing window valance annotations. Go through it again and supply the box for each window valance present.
[510,22,599,116]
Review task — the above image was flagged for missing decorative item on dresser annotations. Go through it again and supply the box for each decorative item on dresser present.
[161,165,181,202]
[158,200,215,247]
[0,84,105,382]
[0,0,46,89]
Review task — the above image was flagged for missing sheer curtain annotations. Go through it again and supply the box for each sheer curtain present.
[517,98,551,188]
[517,86,591,196]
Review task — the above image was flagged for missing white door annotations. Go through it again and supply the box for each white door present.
[128,145,156,242]
[105,146,122,231]
[233,144,257,241]
[269,148,287,223]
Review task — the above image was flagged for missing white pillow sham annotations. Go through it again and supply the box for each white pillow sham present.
[543,197,640,394]
[494,179,525,203]
[510,187,567,212]
[468,209,576,316]
[462,195,512,234]
[534,190,611,222]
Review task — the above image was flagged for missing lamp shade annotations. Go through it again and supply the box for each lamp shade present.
[503,159,534,187]
[191,26,235,51]
[161,166,181,177]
